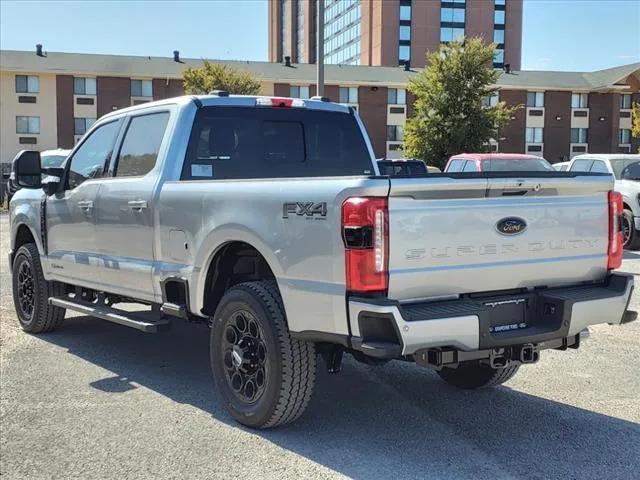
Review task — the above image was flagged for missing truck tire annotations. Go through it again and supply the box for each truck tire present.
[622,209,640,250]
[210,281,316,428]
[12,243,66,333]
[437,362,520,389]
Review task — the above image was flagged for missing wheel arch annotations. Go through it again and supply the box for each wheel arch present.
[192,227,285,317]
[10,221,43,267]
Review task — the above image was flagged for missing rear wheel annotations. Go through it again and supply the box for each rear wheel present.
[437,362,520,389]
[12,243,66,333]
[210,281,316,428]
[622,209,640,250]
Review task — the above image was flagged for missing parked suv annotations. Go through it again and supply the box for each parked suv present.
[8,94,636,428]
[445,153,554,172]
[568,153,640,249]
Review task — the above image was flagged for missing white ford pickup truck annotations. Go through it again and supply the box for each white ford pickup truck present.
[9,93,637,428]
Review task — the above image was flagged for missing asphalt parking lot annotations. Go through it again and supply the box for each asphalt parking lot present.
[1,211,639,480]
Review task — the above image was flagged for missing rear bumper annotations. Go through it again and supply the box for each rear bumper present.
[348,273,635,358]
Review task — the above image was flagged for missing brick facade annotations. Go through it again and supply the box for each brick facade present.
[589,92,620,153]
[498,89,526,153]
[152,79,184,100]
[358,85,387,157]
[96,77,131,118]
[55,75,74,149]
[543,91,571,163]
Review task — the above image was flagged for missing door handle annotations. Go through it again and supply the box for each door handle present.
[77,200,94,211]
[128,200,148,211]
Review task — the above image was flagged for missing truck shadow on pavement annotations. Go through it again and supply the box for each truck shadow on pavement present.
[40,314,640,480]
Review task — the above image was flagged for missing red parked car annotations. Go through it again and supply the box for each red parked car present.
[444,153,554,172]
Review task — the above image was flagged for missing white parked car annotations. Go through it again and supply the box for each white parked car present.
[568,154,640,249]
[553,161,570,171]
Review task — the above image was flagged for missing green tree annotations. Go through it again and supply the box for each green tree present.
[403,38,517,168]
[632,102,640,153]
[182,60,262,95]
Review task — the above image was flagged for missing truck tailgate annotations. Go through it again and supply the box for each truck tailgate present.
[387,174,613,301]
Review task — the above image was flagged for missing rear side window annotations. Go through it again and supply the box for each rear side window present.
[569,159,593,172]
[590,160,610,174]
[115,112,170,177]
[463,160,479,172]
[182,107,372,179]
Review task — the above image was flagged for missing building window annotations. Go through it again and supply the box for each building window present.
[399,45,411,63]
[15,75,39,93]
[131,79,153,97]
[620,129,631,144]
[74,117,96,135]
[290,85,310,99]
[571,93,588,108]
[296,0,304,62]
[399,3,411,21]
[440,7,465,23]
[620,94,632,109]
[399,25,411,41]
[281,0,290,59]
[16,116,40,134]
[527,92,544,107]
[493,0,506,67]
[571,128,588,143]
[440,27,465,43]
[526,127,543,143]
[339,87,358,104]
[440,0,465,44]
[482,93,499,107]
[398,0,412,66]
[74,77,97,95]
[388,88,406,105]
[387,125,404,142]
[323,0,361,65]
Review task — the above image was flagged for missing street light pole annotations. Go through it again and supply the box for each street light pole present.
[316,0,324,97]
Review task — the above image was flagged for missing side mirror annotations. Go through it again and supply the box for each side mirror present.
[13,150,42,189]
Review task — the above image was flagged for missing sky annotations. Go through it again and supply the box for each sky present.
[0,0,638,72]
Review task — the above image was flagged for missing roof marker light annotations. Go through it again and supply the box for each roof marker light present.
[255,97,306,108]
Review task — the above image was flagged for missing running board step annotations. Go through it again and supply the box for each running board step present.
[160,302,188,319]
[48,297,171,333]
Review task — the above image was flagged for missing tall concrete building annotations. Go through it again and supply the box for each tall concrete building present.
[268,0,522,69]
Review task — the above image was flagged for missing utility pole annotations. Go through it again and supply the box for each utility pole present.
[316,0,324,97]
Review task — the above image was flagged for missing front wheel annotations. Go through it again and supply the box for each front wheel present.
[210,281,316,428]
[12,243,66,333]
[437,362,520,389]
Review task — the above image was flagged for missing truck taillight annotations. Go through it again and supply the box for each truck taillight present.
[608,191,623,270]
[342,197,389,294]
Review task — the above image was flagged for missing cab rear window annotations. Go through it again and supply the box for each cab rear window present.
[182,106,373,180]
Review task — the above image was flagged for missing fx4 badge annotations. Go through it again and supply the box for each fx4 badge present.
[283,202,327,219]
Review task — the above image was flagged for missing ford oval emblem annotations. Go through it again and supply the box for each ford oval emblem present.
[496,217,527,236]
